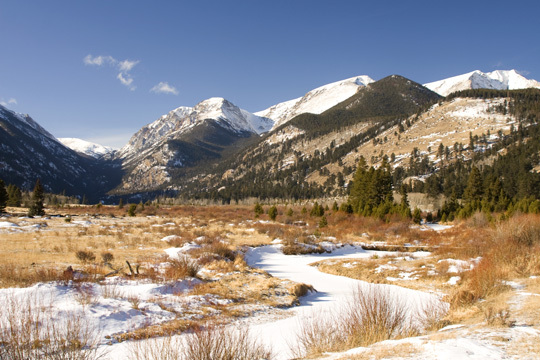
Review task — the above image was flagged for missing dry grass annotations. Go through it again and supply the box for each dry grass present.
[0,293,105,359]
[507,334,540,359]
[312,255,453,293]
[336,342,422,360]
[192,271,299,308]
[163,256,201,280]
[115,319,199,342]
[293,285,419,358]
[128,324,272,360]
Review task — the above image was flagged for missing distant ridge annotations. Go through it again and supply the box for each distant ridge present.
[424,69,540,96]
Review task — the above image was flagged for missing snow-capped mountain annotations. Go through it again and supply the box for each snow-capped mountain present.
[424,69,540,96]
[58,138,114,158]
[255,75,375,129]
[0,104,120,199]
[113,97,274,193]
[118,97,273,160]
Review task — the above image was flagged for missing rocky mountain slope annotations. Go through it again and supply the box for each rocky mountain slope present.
[255,75,374,129]
[0,105,121,199]
[424,69,540,96]
[2,70,540,202]
[111,97,273,194]
[176,75,442,200]
[177,79,540,203]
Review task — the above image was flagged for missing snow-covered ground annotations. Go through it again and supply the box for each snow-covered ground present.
[1,222,539,359]
[243,245,441,359]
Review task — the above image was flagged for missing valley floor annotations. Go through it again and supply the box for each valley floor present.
[1,206,539,359]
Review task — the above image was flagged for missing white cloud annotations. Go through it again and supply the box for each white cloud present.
[118,59,139,72]
[0,98,17,107]
[83,55,115,66]
[117,73,136,91]
[84,54,139,90]
[150,82,179,95]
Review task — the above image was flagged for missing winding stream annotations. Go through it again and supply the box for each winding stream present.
[245,244,440,359]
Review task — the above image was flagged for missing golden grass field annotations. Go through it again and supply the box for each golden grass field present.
[1,204,540,358]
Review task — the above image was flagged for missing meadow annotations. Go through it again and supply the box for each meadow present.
[0,204,539,359]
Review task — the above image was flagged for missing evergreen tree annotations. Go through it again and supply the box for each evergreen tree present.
[28,179,45,217]
[412,208,422,224]
[6,184,22,207]
[399,184,411,218]
[254,202,264,217]
[310,202,324,217]
[268,205,278,221]
[127,203,137,217]
[349,156,369,213]
[349,156,393,216]
[0,179,7,213]
[463,166,483,208]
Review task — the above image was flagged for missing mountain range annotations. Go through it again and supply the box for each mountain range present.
[1,69,539,202]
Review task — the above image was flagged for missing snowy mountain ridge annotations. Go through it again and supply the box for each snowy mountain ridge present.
[255,75,375,129]
[58,138,114,158]
[0,105,57,143]
[424,69,540,96]
[117,97,273,160]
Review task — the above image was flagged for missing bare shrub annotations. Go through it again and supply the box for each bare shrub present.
[74,283,98,307]
[495,214,540,247]
[342,285,413,348]
[164,256,201,280]
[128,336,182,360]
[100,252,114,265]
[490,215,540,276]
[126,294,141,310]
[417,297,450,332]
[183,325,272,360]
[0,293,104,360]
[76,250,96,264]
[0,264,61,288]
[282,241,325,255]
[294,285,415,357]
[465,257,507,300]
[292,313,342,357]
[484,306,514,327]
[100,283,123,299]
[288,283,315,298]
[205,241,236,261]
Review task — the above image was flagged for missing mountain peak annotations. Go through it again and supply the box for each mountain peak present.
[424,69,540,96]
[255,74,375,128]
[58,138,114,158]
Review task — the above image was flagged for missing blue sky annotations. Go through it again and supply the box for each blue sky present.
[1,0,539,148]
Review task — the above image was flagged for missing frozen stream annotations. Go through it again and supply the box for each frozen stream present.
[107,244,440,359]
[244,244,439,359]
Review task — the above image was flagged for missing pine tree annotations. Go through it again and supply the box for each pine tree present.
[254,202,264,218]
[127,203,137,217]
[310,202,324,217]
[28,179,45,217]
[412,208,422,224]
[463,166,483,208]
[0,179,8,213]
[399,184,411,218]
[6,184,22,207]
[268,205,278,221]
